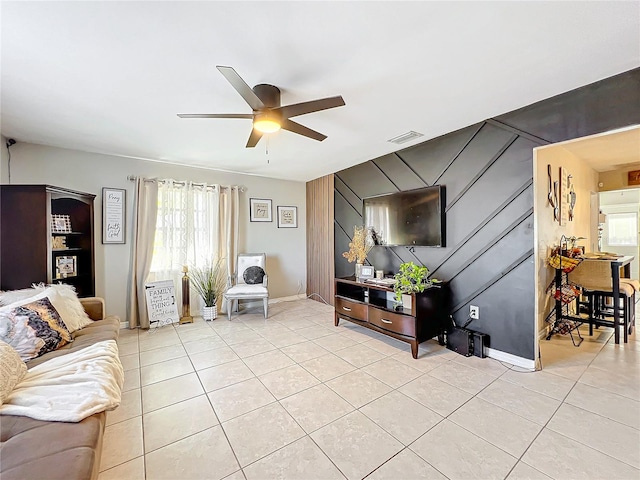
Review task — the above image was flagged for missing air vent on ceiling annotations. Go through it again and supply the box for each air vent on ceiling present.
[388,131,424,145]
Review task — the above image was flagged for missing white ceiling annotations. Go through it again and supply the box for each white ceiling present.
[1,2,639,182]
[559,126,640,172]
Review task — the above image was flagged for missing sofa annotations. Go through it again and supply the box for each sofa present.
[0,296,121,480]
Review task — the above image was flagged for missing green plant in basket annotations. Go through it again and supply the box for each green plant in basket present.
[393,262,437,303]
[190,257,227,308]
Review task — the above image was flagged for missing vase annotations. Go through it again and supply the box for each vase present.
[202,305,217,321]
[402,294,412,311]
[355,263,363,280]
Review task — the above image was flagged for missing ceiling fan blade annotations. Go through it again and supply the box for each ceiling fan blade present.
[177,114,253,119]
[274,96,345,119]
[281,119,327,142]
[246,128,263,148]
[216,66,265,111]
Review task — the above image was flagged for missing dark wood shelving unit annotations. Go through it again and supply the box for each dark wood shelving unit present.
[0,185,96,297]
[334,277,448,358]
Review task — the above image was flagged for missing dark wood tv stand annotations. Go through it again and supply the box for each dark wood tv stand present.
[334,277,448,358]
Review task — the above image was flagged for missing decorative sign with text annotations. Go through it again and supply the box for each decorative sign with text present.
[145,280,180,327]
[102,187,126,244]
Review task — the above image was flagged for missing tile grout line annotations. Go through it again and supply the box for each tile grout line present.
[106,301,638,480]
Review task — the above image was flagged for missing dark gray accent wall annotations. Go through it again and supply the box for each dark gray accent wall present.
[334,67,640,360]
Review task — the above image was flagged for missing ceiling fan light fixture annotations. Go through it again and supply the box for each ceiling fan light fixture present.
[253,112,281,133]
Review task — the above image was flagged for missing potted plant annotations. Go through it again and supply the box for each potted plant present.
[342,226,373,279]
[393,262,437,309]
[189,257,227,321]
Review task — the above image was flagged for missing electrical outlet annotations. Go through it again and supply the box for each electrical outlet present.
[470,305,479,320]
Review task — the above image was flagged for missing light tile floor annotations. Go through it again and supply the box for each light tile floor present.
[99,299,640,480]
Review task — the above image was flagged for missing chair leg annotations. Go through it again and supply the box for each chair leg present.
[227,298,232,321]
[623,295,629,343]
[263,298,268,319]
[631,292,636,334]
[588,293,594,336]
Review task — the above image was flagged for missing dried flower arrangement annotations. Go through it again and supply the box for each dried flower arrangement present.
[342,226,373,264]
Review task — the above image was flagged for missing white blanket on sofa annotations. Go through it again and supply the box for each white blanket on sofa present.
[0,340,124,422]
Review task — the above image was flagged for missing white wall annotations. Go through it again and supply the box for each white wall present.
[1,142,307,322]
[534,144,599,336]
[0,135,9,182]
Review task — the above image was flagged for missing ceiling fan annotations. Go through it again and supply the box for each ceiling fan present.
[178,66,346,148]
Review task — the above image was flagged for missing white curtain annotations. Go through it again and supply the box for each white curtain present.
[127,178,159,329]
[149,181,239,314]
[220,186,240,284]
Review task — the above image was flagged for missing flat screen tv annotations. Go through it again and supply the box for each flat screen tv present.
[363,186,445,247]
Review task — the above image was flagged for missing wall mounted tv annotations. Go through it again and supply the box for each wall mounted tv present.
[363,185,446,247]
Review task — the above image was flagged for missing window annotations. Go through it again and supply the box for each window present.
[607,212,638,246]
[150,181,218,275]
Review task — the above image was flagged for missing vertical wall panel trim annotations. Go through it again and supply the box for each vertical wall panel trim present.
[306,174,335,305]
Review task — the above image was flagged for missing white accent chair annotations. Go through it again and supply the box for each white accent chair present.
[223,253,269,320]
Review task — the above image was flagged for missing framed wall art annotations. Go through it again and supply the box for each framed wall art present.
[51,214,72,233]
[102,187,126,244]
[250,198,272,222]
[277,206,297,228]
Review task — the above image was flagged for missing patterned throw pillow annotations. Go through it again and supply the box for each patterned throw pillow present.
[0,284,92,333]
[0,340,27,405]
[243,266,265,285]
[0,298,73,362]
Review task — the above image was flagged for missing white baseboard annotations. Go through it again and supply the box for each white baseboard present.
[486,347,536,371]
[229,294,306,309]
[120,321,129,329]
[269,294,307,304]
[538,327,549,340]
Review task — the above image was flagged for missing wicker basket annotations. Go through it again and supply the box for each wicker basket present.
[548,254,580,273]
[567,259,613,291]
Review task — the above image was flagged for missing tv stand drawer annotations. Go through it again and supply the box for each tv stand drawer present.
[368,307,415,337]
[335,297,367,321]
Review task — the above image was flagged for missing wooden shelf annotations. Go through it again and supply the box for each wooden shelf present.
[0,185,96,297]
[334,277,448,358]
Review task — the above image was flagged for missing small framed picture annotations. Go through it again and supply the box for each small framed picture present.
[51,214,72,233]
[277,206,297,228]
[360,265,375,279]
[56,255,77,279]
[250,198,272,222]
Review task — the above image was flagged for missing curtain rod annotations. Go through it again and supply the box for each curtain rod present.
[127,175,246,192]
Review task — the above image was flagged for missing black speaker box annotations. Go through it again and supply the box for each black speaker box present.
[446,326,487,358]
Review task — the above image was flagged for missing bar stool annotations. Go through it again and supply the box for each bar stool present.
[568,259,633,342]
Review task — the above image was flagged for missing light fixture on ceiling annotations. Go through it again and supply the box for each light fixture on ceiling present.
[253,112,281,134]
[388,131,424,145]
